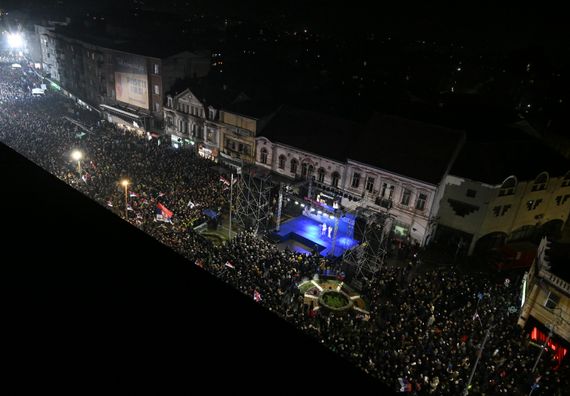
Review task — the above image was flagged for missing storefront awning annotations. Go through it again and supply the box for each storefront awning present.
[100,104,141,120]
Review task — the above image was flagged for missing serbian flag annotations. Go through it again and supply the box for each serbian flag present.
[253,290,262,302]
[220,176,230,186]
[225,261,235,269]
[157,202,173,219]
[129,191,139,198]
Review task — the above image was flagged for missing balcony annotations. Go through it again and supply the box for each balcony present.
[539,268,570,295]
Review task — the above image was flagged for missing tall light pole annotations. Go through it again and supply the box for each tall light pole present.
[121,179,129,220]
[71,150,83,177]
[228,173,234,239]
[463,320,493,396]
[531,324,553,373]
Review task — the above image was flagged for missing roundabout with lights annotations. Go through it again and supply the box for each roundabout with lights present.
[298,278,369,317]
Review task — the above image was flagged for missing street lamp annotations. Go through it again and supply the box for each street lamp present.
[121,179,130,219]
[71,150,83,176]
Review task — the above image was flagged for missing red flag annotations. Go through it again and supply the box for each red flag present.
[157,202,173,218]
[253,290,262,302]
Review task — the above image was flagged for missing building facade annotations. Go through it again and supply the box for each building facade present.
[255,109,463,246]
[36,25,210,132]
[342,160,438,244]
[437,170,570,256]
[163,88,223,159]
[219,102,276,168]
[519,238,570,350]
[256,137,440,245]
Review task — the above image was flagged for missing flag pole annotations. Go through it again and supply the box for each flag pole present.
[228,172,233,240]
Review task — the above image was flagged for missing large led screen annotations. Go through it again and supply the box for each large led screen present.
[114,54,149,110]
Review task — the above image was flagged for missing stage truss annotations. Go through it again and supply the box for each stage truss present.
[343,208,393,289]
[233,166,274,235]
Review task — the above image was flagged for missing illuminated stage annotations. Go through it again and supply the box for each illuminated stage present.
[272,213,359,257]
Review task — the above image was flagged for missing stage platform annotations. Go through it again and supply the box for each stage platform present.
[271,214,359,257]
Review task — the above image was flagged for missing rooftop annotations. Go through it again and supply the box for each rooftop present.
[451,131,570,185]
[169,78,245,109]
[53,24,192,59]
[545,241,570,285]
[259,106,362,162]
[222,99,280,119]
[349,114,465,184]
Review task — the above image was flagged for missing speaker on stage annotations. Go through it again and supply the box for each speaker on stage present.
[354,215,367,242]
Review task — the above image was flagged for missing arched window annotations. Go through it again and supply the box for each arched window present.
[331,172,340,188]
[499,176,517,196]
[301,163,314,178]
[317,168,326,183]
[259,148,268,164]
[290,159,298,174]
[301,163,309,178]
[278,155,286,169]
[562,171,570,188]
[531,172,549,192]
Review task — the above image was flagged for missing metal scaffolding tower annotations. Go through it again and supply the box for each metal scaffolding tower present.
[343,208,393,289]
[233,166,274,235]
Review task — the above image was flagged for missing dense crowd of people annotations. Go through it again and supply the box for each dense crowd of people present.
[1,54,567,395]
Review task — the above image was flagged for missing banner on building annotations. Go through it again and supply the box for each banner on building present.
[114,53,149,110]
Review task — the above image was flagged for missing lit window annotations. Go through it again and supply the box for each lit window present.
[153,64,159,74]
[153,85,159,95]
